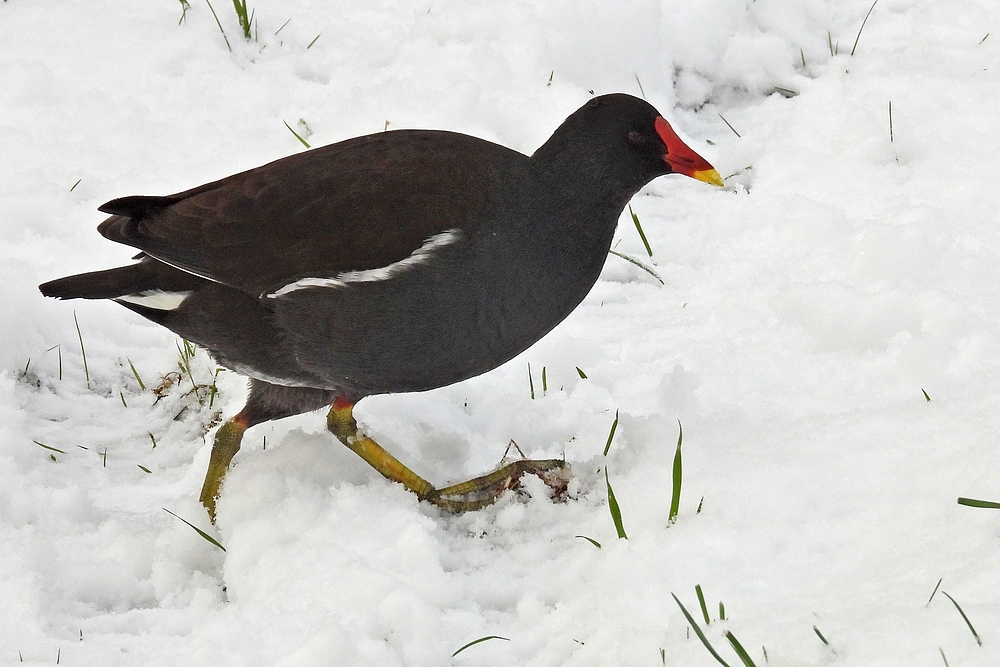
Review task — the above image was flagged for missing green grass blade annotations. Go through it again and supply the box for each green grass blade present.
[451,635,509,657]
[574,535,602,548]
[282,120,311,148]
[528,363,535,399]
[719,601,726,621]
[232,0,251,39]
[957,497,1000,509]
[73,312,89,389]
[812,625,829,645]
[138,464,152,473]
[162,508,226,552]
[541,366,547,393]
[603,409,619,456]
[629,204,653,257]
[725,632,759,667]
[306,33,321,49]
[695,584,711,624]
[576,366,588,379]
[669,420,683,523]
[608,249,664,284]
[34,440,67,455]
[605,468,627,539]
[940,591,982,646]
[176,340,196,388]
[126,357,146,390]
[670,593,732,667]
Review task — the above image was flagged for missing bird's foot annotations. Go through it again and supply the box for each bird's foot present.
[422,458,571,512]
[327,399,570,512]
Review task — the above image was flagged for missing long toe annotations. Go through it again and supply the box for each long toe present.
[426,459,571,512]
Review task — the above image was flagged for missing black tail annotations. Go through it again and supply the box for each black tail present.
[39,259,204,300]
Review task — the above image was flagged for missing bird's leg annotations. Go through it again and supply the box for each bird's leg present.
[326,397,436,498]
[199,412,248,522]
[326,398,570,512]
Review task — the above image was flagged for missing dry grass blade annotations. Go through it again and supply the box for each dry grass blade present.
[926,577,942,606]
[451,635,509,657]
[851,0,880,56]
[634,73,646,99]
[204,0,233,51]
[718,113,741,137]
[34,440,67,455]
[73,312,89,388]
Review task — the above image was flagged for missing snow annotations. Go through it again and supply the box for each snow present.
[3,0,999,664]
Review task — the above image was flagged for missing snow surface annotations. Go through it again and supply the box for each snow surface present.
[3,0,1000,665]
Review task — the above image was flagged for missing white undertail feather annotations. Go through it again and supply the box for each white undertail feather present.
[267,229,462,298]
[117,290,192,310]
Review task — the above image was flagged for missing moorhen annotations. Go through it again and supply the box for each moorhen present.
[40,93,722,520]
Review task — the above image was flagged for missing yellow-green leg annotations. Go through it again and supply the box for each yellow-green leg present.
[199,414,248,522]
[327,398,570,512]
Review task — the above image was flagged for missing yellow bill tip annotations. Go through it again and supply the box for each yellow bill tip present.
[693,168,724,187]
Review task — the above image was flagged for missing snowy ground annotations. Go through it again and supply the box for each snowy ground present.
[3,0,1000,665]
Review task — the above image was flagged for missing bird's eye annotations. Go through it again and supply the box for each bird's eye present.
[627,130,644,145]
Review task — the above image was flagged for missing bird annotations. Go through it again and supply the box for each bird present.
[40,93,721,521]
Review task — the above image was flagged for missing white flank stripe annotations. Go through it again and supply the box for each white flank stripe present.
[117,290,192,310]
[267,229,461,298]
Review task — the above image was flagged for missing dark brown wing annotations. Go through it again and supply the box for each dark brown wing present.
[98,130,526,295]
